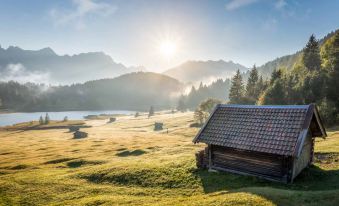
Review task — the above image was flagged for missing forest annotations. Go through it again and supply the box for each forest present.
[0,72,182,111]
[189,30,339,126]
[193,31,339,126]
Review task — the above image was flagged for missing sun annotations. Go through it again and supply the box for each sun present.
[159,40,177,59]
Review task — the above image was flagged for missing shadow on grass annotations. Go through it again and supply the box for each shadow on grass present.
[194,161,339,206]
[327,125,339,132]
[44,157,75,164]
[116,149,147,157]
[79,152,339,205]
[194,152,339,194]
[66,159,105,168]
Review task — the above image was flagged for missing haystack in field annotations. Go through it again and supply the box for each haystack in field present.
[73,131,88,139]
[108,117,116,123]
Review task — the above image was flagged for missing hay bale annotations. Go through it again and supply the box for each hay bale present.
[108,117,116,123]
[73,131,88,139]
[69,126,80,132]
[154,122,163,131]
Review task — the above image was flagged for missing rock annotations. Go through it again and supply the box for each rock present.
[73,131,88,139]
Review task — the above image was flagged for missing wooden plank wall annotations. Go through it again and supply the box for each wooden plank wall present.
[292,130,313,179]
[211,145,286,180]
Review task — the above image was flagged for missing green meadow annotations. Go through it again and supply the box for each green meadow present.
[1,112,339,206]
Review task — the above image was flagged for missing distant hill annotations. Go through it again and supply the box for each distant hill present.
[0,72,183,111]
[256,52,302,77]
[0,46,139,84]
[163,60,248,84]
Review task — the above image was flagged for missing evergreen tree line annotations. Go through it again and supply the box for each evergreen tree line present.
[39,113,50,125]
[229,32,339,125]
[177,79,231,111]
[0,72,181,112]
[228,65,268,105]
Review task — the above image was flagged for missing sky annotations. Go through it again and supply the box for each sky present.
[0,0,338,72]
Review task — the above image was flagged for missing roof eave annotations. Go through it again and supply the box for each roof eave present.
[294,104,327,158]
[314,105,327,138]
[192,104,221,144]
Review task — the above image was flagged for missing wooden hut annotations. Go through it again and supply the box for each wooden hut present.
[193,104,326,183]
[154,122,164,131]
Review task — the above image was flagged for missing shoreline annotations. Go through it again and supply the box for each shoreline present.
[0,109,137,115]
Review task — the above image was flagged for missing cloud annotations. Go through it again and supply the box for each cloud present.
[0,64,50,84]
[225,0,258,11]
[50,0,117,30]
[225,0,289,11]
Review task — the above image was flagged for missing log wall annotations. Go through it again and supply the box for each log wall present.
[210,145,289,182]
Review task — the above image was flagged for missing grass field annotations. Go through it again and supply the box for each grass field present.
[0,120,87,131]
[0,112,339,206]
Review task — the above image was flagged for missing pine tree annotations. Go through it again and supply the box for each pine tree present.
[270,69,282,84]
[186,86,197,109]
[302,34,321,71]
[260,79,286,105]
[245,65,259,103]
[285,74,302,104]
[302,70,326,104]
[39,115,44,125]
[322,31,339,110]
[198,82,204,90]
[229,69,244,104]
[190,86,197,94]
[256,75,265,95]
[177,95,186,112]
[44,113,50,124]
[148,106,154,118]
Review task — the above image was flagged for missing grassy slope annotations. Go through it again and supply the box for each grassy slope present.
[0,112,338,206]
[1,120,86,131]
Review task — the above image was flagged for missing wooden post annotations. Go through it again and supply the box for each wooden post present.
[310,137,315,164]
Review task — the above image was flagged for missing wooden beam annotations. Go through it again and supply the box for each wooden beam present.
[211,165,288,183]
[192,104,220,143]
[208,144,212,169]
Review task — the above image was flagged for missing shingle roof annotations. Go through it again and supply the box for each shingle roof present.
[193,104,326,156]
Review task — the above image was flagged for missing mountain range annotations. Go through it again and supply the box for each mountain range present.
[0,46,141,84]
[0,30,337,86]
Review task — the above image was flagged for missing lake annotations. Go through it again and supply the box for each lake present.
[0,110,134,126]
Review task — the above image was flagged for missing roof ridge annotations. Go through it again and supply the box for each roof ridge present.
[218,104,311,109]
